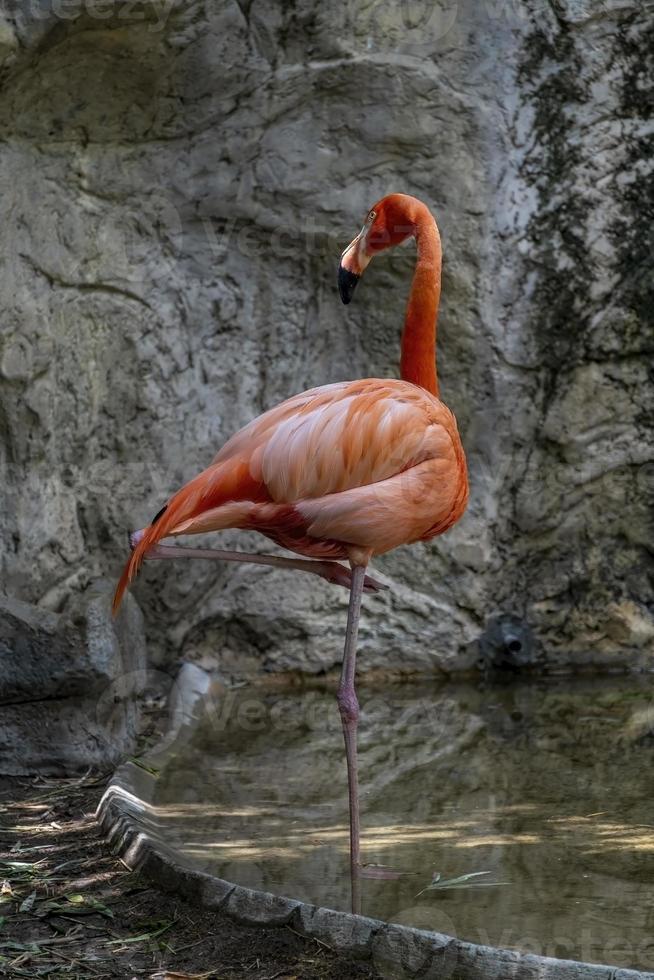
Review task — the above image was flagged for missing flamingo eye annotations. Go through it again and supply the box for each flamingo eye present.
[367,209,376,222]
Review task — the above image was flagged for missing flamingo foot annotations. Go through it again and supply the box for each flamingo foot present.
[317,562,387,595]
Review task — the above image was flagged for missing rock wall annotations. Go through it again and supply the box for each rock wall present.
[0,581,146,773]
[0,0,652,679]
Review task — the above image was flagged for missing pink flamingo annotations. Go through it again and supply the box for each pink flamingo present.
[113,193,469,910]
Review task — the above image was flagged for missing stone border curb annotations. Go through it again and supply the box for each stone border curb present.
[97,665,654,980]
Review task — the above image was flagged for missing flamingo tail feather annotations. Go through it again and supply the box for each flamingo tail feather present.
[111,459,260,616]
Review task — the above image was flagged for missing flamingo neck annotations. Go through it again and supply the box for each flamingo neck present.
[399,214,441,397]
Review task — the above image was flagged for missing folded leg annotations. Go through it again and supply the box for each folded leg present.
[131,534,387,595]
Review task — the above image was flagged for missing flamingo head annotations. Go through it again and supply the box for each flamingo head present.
[338,193,418,304]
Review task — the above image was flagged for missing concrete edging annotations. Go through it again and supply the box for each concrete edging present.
[97,665,654,980]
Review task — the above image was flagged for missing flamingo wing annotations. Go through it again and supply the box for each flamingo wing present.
[214,379,458,502]
[113,379,465,612]
[212,377,467,556]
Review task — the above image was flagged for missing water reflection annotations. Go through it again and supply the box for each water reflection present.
[151,677,654,970]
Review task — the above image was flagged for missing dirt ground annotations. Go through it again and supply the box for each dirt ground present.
[0,774,380,980]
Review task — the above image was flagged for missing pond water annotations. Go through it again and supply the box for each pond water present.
[151,677,654,970]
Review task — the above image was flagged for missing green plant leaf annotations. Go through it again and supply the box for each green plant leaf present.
[18,891,36,913]
[128,757,160,776]
[416,870,509,898]
[36,893,113,920]
[105,920,174,946]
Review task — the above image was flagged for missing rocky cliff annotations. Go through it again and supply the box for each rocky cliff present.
[1,0,652,679]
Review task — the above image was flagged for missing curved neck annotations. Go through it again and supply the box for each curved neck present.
[399,214,441,397]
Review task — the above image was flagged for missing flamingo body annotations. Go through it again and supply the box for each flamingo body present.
[113,377,467,611]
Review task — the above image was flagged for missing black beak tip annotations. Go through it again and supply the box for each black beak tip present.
[338,265,360,305]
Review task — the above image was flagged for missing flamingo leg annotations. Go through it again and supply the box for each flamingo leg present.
[336,562,367,915]
[137,539,386,594]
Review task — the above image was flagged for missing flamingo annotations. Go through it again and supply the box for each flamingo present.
[112,193,469,912]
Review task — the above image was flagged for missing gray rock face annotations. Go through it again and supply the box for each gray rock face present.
[0,581,146,773]
[0,1,651,679]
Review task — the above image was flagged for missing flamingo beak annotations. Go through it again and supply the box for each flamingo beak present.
[338,262,360,305]
[338,228,371,305]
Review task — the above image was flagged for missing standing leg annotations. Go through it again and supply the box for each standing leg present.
[336,562,367,915]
